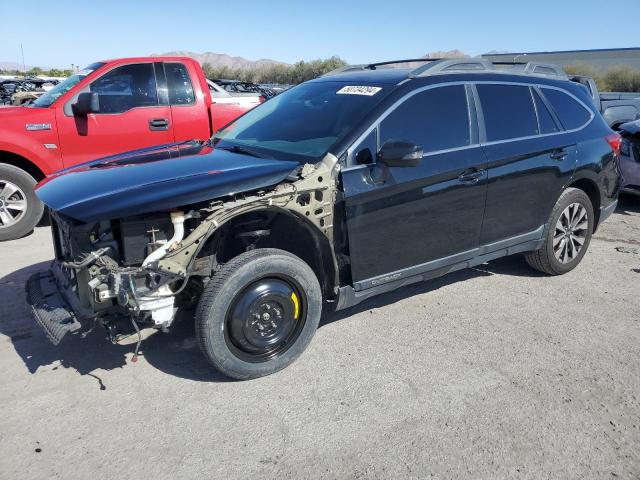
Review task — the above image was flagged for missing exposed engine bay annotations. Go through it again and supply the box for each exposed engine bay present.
[47,155,340,345]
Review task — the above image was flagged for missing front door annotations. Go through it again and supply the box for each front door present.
[341,84,488,290]
[56,62,174,167]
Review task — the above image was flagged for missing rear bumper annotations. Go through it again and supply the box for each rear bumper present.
[26,269,82,345]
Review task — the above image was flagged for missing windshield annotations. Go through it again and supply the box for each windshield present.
[32,62,105,108]
[213,81,389,161]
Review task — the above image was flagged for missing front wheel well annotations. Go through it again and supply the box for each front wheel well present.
[200,209,338,300]
[567,178,601,227]
[0,151,45,182]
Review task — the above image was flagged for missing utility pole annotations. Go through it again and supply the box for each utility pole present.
[20,43,26,74]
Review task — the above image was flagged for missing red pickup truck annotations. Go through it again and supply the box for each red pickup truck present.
[0,56,261,241]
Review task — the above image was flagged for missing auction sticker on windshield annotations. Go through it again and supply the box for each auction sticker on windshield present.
[336,86,382,96]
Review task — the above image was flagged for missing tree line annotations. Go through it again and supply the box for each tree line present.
[564,64,640,92]
[202,56,347,85]
[0,66,73,77]
[3,58,640,92]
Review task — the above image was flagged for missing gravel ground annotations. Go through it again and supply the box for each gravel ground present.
[1,195,639,480]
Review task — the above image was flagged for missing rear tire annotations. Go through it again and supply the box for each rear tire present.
[196,248,322,380]
[525,187,594,275]
[0,163,44,241]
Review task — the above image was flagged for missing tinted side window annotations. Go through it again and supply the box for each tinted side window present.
[532,89,560,134]
[90,63,158,114]
[166,63,195,105]
[541,88,591,130]
[477,84,538,141]
[380,85,470,154]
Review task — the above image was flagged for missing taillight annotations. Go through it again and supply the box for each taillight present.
[605,133,621,156]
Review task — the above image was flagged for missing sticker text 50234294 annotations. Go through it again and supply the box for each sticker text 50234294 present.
[336,86,382,96]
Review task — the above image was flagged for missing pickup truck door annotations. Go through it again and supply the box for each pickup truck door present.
[55,62,174,167]
[340,85,488,289]
[163,61,212,141]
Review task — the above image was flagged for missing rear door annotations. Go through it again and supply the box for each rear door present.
[476,82,579,245]
[56,62,174,167]
[341,84,488,288]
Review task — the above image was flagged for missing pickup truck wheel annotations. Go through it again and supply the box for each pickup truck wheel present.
[0,164,43,241]
[196,248,322,380]
[525,187,594,275]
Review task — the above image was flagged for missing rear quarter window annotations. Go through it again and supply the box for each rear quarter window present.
[477,84,538,142]
[541,88,592,130]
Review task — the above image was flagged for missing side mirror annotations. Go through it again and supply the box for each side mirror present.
[377,140,423,167]
[72,92,100,116]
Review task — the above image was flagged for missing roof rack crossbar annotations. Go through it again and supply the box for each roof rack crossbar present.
[322,58,442,77]
[365,58,442,69]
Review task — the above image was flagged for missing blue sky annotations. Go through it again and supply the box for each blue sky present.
[1,0,637,68]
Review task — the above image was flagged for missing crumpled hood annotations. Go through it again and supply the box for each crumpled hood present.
[35,141,299,222]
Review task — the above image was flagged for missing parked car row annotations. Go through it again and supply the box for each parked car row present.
[0,77,60,106]
[23,57,622,380]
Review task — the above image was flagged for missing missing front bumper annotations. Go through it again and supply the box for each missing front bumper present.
[26,270,82,345]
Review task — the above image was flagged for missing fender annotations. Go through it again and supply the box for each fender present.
[0,107,63,175]
[156,155,341,291]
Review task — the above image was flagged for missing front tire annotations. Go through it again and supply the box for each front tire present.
[525,187,594,275]
[0,163,44,241]
[196,248,322,380]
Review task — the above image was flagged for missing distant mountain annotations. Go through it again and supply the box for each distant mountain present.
[0,61,36,71]
[423,50,469,59]
[393,50,470,69]
[152,51,288,69]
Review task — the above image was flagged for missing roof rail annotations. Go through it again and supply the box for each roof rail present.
[322,58,441,77]
[323,59,569,80]
[491,61,568,79]
[409,59,495,77]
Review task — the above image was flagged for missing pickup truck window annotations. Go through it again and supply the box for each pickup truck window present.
[90,63,158,114]
[32,62,105,108]
[541,88,591,130]
[165,63,195,105]
[380,85,470,154]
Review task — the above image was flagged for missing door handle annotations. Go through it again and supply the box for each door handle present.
[149,118,170,131]
[550,148,568,161]
[458,169,485,184]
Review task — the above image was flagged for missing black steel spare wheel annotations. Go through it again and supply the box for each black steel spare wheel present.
[196,248,322,380]
[226,277,306,362]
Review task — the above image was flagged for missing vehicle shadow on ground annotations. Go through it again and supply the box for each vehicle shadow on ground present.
[321,254,542,326]
[1,254,537,385]
[0,261,231,385]
[616,194,640,215]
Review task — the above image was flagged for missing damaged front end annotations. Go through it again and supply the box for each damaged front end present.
[26,154,339,355]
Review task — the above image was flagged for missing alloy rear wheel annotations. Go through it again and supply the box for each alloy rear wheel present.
[525,187,594,275]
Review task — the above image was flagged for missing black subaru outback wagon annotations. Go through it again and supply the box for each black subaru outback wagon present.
[28,59,621,379]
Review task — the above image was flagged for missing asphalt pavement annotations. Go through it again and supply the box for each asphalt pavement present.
[1,196,639,479]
